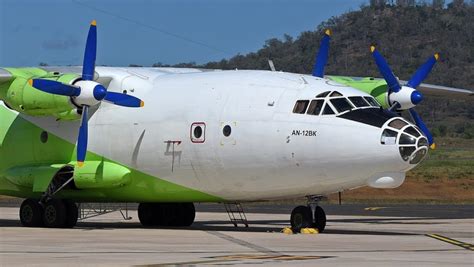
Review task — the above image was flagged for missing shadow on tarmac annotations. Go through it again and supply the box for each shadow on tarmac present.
[0,217,422,236]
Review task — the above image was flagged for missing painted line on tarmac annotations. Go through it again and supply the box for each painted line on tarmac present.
[206,231,281,256]
[426,234,474,251]
[135,254,330,266]
[364,207,386,211]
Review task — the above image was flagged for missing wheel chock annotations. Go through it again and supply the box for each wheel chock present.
[300,228,319,234]
[281,227,294,234]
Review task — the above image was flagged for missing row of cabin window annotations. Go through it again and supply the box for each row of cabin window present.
[293,96,380,115]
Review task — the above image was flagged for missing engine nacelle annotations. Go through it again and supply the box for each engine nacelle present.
[389,85,423,110]
[0,68,80,120]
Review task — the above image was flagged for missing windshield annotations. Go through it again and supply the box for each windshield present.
[292,91,382,117]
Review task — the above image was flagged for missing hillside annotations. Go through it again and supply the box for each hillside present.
[200,4,474,89]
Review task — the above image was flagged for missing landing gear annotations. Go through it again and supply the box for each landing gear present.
[42,199,67,227]
[137,203,155,226]
[19,198,78,228]
[19,199,44,227]
[313,206,326,233]
[138,202,195,227]
[63,200,79,228]
[290,206,312,230]
[290,196,327,233]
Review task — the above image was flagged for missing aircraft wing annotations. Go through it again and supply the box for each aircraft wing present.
[399,81,474,98]
[0,68,13,83]
[329,75,473,99]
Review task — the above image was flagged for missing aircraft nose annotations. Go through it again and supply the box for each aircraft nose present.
[380,118,429,165]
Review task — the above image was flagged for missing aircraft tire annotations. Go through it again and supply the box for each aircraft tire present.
[313,206,326,233]
[19,199,44,227]
[42,199,67,228]
[138,203,155,227]
[176,203,195,227]
[290,205,312,231]
[159,203,177,226]
[151,203,167,226]
[63,200,79,228]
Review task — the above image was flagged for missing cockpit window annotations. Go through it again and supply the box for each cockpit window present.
[405,126,421,137]
[316,91,331,98]
[307,100,325,115]
[330,91,343,97]
[330,98,353,113]
[399,133,416,145]
[388,119,408,130]
[364,96,381,107]
[410,148,427,164]
[322,104,335,115]
[348,96,370,107]
[399,147,416,161]
[381,129,398,145]
[293,100,309,114]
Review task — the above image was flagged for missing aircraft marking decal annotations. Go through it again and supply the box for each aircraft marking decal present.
[291,130,318,137]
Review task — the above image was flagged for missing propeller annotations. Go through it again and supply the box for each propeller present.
[28,20,145,166]
[370,46,439,149]
[312,29,331,78]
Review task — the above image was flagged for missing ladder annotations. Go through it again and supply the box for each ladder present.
[224,202,249,227]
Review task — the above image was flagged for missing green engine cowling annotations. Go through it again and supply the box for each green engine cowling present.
[2,161,132,192]
[0,68,80,120]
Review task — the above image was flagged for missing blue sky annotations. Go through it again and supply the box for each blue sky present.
[0,0,366,67]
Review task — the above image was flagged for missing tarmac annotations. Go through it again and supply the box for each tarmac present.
[0,203,473,266]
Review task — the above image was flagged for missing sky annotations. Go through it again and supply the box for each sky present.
[0,0,366,67]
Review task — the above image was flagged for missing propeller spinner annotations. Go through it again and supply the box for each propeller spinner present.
[29,20,145,166]
[370,46,438,149]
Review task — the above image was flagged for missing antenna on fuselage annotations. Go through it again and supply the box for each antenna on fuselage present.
[268,59,276,72]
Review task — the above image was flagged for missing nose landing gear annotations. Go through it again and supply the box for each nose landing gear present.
[290,196,327,232]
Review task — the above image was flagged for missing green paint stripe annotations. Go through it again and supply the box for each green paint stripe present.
[0,103,223,203]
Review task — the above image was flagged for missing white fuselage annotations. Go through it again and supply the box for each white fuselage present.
[22,67,423,201]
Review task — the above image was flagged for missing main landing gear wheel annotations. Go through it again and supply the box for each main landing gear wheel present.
[137,203,155,227]
[20,199,79,228]
[138,203,196,227]
[63,200,79,228]
[175,203,195,227]
[290,205,313,231]
[19,199,44,227]
[42,199,67,228]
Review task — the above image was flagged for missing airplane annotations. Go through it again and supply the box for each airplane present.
[0,22,472,231]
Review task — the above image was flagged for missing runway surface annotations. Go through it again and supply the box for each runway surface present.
[0,203,473,266]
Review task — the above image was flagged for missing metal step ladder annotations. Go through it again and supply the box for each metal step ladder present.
[224,202,249,227]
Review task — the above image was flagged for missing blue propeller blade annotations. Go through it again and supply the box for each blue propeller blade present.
[312,29,331,78]
[406,53,439,89]
[77,106,89,167]
[409,108,435,148]
[104,92,144,108]
[370,46,401,93]
[29,79,81,97]
[82,20,97,81]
